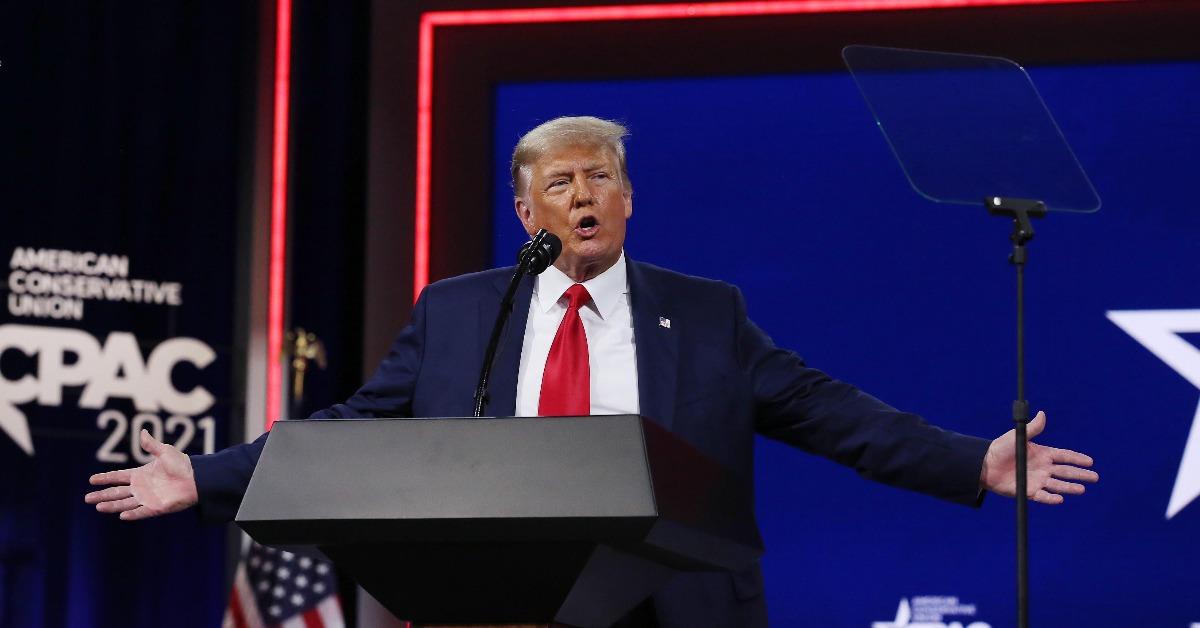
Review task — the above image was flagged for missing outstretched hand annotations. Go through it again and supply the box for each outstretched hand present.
[981,411,1099,505]
[84,429,199,520]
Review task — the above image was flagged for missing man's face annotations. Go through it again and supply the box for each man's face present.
[515,143,633,281]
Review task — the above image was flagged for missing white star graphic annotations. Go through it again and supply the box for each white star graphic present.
[0,404,33,456]
[1107,309,1200,519]
[871,598,912,627]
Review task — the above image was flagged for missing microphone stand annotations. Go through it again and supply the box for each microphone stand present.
[473,230,560,417]
[473,264,529,417]
[986,195,1046,628]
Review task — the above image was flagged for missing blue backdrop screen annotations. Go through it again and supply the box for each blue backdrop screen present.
[491,63,1200,625]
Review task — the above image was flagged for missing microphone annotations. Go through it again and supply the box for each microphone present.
[474,230,562,416]
[517,229,562,275]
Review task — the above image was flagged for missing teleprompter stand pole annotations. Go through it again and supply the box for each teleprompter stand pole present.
[986,195,1047,628]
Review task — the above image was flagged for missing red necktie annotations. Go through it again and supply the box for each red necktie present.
[539,284,591,416]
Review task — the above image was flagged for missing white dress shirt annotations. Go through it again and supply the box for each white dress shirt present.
[515,251,640,416]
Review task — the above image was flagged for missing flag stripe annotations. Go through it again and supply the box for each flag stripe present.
[315,595,342,626]
[302,607,325,628]
[234,564,267,628]
[223,593,239,628]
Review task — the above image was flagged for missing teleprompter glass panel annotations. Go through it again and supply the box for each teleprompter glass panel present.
[843,45,1100,213]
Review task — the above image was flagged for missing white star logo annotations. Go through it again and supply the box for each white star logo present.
[1107,309,1200,519]
[0,405,33,456]
[872,598,912,627]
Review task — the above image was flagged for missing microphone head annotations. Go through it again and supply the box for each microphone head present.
[518,229,562,275]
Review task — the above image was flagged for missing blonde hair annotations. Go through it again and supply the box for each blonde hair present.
[511,116,631,196]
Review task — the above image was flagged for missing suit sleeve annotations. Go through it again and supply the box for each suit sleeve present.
[189,289,430,523]
[733,286,989,506]
[190,431,268,523]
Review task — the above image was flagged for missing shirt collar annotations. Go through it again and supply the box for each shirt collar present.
[535,250,628,319]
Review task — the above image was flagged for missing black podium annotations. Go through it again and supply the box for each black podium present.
[235,415,762,627]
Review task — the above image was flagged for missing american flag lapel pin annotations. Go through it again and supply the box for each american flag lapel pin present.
[659,316,671,329]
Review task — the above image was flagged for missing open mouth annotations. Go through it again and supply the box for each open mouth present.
[574,215,599,238]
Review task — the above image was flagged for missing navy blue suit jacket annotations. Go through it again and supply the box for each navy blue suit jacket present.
[192,259,989,627]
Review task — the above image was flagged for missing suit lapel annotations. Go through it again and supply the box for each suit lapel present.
[479,270,533,417]
[627,260,678,430]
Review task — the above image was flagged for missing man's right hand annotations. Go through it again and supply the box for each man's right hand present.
[84,429,199,520]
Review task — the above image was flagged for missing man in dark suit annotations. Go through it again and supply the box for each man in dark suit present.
[86,116,1098,627]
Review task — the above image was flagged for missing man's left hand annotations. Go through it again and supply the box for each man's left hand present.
[981,411,1099,504]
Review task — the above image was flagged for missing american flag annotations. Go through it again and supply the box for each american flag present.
[223,539,343,628]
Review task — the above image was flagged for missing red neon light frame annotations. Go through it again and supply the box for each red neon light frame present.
[266,0,293,429]
[412,0,1122,300]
